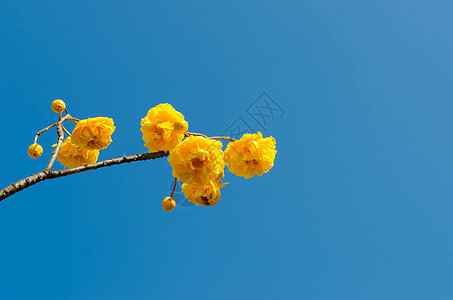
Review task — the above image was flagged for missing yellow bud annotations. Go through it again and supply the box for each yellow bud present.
[173,120,188,134]
[51,99,66,113]
[28,143,43,159]
[162,196,176,212]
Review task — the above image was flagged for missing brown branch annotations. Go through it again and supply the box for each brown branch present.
[0,151,169,202]
[45,113,75,170]
[46,122,65,170]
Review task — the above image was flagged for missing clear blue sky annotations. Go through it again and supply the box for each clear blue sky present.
[1,1,453,299]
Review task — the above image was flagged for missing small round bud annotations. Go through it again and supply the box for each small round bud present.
[51,99,66,113]
[28,143,43,159]
[162,196,176,212]
[173,120,188,134]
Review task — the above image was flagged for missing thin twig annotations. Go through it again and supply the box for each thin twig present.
[33,113,76,144]
[69,117,80,124]
[170,177,177,198]
[34,123,57,143]
[186,132,209,138]
[0,151,169,202]
[186,132,235,141]
[208,136,236,142]
[62,125,71,137]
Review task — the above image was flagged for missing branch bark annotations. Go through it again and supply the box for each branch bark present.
[0,151,169,202]
[45,121,65,170]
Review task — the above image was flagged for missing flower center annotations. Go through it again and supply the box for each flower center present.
[191,158,204,168]
[246,159,259,168]
[88,139,101,148]
[200,196,210,206]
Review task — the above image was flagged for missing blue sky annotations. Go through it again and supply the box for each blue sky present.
[1,1,453,299]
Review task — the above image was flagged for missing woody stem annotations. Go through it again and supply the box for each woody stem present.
[45,114,74,170]
[0,151,169,202]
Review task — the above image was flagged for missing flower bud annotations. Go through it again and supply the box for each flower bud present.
[162,196,176,212]
[28,143,43,159]
[51,99,66,113]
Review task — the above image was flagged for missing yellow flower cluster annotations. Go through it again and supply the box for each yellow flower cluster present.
[27,100,116,170]
[140,102,278,210]
[140,103,188,152]
[71,117,116,150]
[224,132,277,179]
[56,137,99,168]
[26,99,278,212]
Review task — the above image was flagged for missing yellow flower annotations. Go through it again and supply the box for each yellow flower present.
[182,178,228,207]
[224,132,276,179]
[168,136,224,185]
[71,117,116,150]
[57,137,99,168]
[140,103,188,152]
